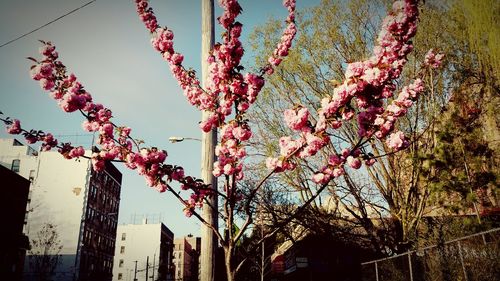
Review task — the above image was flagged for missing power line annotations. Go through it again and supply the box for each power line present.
[0,0,96,49]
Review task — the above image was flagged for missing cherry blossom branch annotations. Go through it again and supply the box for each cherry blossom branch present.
[12,41,214,217]
[1,114,86,158]
[164,184,225,243]
[136,1,297,197]
[267,0,444,186]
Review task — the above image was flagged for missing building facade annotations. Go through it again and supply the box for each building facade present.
[173,236,201,281]
[0,165,30,281]
[113,222,174,281]
[0,138,122,281]
[184,235,201,281]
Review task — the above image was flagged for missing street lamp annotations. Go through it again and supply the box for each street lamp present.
[168,136,201,143]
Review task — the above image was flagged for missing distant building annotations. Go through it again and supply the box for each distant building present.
[0,165,30,281]
[270,232,370,281]
[184,235,201,281]
[113,221,174,281]
[0,138,122,281]
[172,235,202,281]
[173,237,192,281]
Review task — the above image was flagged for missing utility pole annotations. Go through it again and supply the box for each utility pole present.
[200,1,217,281]
[151,254,155,281]
[145,256,149,281]
[134,260,138,281]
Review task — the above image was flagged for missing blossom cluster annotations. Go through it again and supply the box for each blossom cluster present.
[202,0,296,190]
[424,49,444,69]
[19,42,211,214]
[267,0,427,184]
[136,0,206,115]
[135,0,297,194]
[265,0,297,73]
[2,116,86,158]
[136,0,295,128]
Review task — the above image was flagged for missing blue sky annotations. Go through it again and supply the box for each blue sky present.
[0,0,319,237]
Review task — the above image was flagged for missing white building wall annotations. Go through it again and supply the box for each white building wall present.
[0,138,92,281]
[28,150,91,253]
[113,223,163,281]
[0,138,38,179]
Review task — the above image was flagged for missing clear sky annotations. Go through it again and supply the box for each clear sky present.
[0,0,319,238]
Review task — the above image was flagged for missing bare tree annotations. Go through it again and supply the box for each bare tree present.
[27,223,63,281]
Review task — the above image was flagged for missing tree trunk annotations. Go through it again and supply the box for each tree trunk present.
[224,246,235,281]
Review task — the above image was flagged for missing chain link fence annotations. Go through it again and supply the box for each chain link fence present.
[361,228,500,281]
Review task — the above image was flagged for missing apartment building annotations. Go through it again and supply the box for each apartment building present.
[114,221,174,281]
[0,138,122,281]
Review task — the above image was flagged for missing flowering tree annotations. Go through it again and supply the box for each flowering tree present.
[247,0,451,255]
[2,0,443,279]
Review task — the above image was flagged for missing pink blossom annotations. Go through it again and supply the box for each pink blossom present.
[25,135,37,144]
[82,120,100,132]
[235,169,244,181]
[148,149,167,163]
[171,53,184,65]
[154,183,167,193]
[332,167,345,178]
[299,133,325,158]
[365,158,376,166]
[39,63,54,78]
[346,156,362,169]
[424,49,444,69]
[50,90,64,100]
[58,93,87,113]
[39,44,56,56]
[232,126,252,141]
[171,168,185,181]
[40,78,55,91]
[386,131,408,150]
[41,133,58,151]
[6,119,21,134]
[212,162,223,177]
[199,114,218,132]
[237,102,249,112]
[312,172,330,184]
[226,139,237,149]
[223,163,235,175]
[120,127,131,137]
[235,147,246,158]
[268,57,282,66]
[68,146,85,158]
[341,149,350,159]
[91,153,105,171]
[345,62,365,79]
[99,123,114,138]
[328,154,343,166]
[284,107,309,131]
[279,136,303,156]
[315,112,327,131]
[266,156,296,172]
[183,208,193,218]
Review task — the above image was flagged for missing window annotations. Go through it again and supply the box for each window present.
[120,246,125,254]
[11,159,20,172]
[119,259,124,268]
[121,233,126,241]
[118,273,123,280]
